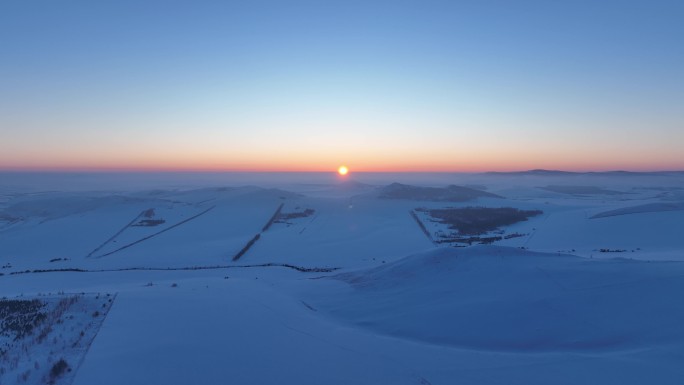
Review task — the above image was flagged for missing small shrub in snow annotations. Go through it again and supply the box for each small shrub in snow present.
[49,358,69,382]
[18,369,30,382]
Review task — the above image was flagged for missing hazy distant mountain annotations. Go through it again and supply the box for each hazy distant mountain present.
[483,169,577,176]
[483,169,684,177]
[586,170,684,177]
[539,185,625,195]
[378,183,502,202]
[334,180,375,189]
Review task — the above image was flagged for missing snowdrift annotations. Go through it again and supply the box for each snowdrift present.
[313,245,684,352]
[591,202,684,218]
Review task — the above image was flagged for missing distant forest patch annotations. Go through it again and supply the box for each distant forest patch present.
[420,207,543,236]
[132,208,166,226]
[272,207,315,227]
[277,208,315,222]
[132,219,166,227]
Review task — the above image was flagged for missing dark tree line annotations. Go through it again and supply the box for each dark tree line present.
[423,207,542,235]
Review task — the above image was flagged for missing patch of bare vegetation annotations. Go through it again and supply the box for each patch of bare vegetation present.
[0,294,114,385]
[417,207,542,245]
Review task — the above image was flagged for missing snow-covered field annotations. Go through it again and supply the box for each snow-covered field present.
[1,171,683,384]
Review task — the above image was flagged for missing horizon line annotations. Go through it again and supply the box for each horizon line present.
[1,167,683,174]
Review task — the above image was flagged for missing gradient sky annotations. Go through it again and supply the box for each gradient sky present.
[1,0,683,172]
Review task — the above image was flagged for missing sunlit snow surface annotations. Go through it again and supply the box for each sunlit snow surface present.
[1,172,683,385]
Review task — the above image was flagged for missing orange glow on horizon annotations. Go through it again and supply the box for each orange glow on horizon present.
[2,162,683,173]
[1,150,682,174]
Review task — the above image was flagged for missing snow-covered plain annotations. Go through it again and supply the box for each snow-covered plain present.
[1,171,683,384]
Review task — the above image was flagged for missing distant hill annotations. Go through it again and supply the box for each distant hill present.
[483,169,576,176]
[539,185,625,195]
[333,180,375,190]
[483,169,684,177]
[378,183,501,202]
[591,202,684,218]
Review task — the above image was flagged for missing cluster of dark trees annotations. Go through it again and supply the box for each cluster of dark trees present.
[132,219,166,227]
[422,206,542,235]
[277,208,315,221]
[0,299,46,341]
[49,358,70,382]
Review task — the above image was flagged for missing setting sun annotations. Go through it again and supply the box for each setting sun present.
[338,165,349,176]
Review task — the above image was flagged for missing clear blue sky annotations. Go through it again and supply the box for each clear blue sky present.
[1,0,682,171]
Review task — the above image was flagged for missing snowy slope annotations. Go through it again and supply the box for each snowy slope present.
[0,188,292,271]
[1,172,684,385]
[305,246,684,352]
